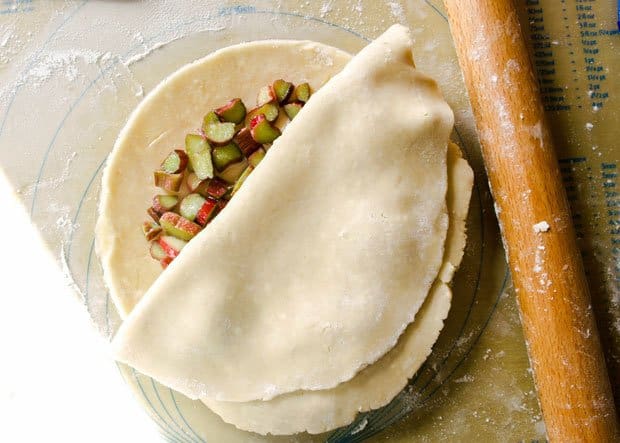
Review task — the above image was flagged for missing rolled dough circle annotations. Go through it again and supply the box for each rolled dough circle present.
[96,40,351,317]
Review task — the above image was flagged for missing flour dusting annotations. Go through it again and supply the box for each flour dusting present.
[532,221,550,233]
[386,1,406,21]
[22,49,104,87]
[312,46,334,67]
[320,0,334,17]
[124,29,222,67]
[0,30,11,47]
[60,245,85,302]
[350,417,368,435]
[454,374,475,383]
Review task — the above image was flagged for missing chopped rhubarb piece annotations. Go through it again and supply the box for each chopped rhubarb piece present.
[159,211,202,241]
[195,197,219,226]
[244,108,259,126]
[187,174,228,198]
[215,98,247,124]
[157,235,187,258]
[250,114,281,144]
[284,102,303,120]
[160,149,188,174]
[203,120,236,145]
[212,142,243,171]
[185,134,214,180]
[149,240,168,261]
[217,158,248,184]
[142,221,163,241]
[292,82,311,103]
[154,171,183,192]
[231,166,253,196]
[202,111,220,127]
[246,102,279,123]
[249,114,262,129]
[273,79,293,104]
[152,194,179,215]
[248,147,266,167]
[179,193,206,221]
[185,133,209,153]
[160,256,173,268]
[262,103,280,122]
[234,127,260,156]
[186,172,208,194]
[147,207,160,223]
[202,111,235,145]
[206,177,229,199]
[186,172,200,191]
[257,85,276,106]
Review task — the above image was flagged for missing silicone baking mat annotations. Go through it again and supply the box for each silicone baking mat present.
[0,1,617,441]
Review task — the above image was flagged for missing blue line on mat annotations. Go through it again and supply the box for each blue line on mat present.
[170,389,207,443]
[151,379,202,443]
[114,364,183,443]
[132,369,192,443]
[0,1,88,137]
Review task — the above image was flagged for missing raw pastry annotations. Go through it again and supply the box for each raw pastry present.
[96,40,349,317]
[201,143,473,435]
[109,25,454,402]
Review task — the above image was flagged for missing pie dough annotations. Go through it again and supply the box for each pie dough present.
[96,40,350,318]
[107,25,454,403]
[201,143,473,435]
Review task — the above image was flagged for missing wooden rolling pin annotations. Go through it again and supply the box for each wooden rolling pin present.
[442,0,619,441]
